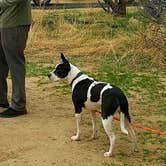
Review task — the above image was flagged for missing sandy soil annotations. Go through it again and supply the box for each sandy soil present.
[0,77,165,166]
[0,77,110,166]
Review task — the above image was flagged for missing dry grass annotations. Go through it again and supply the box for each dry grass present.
[27,8,165,67]
[27,9,133,60]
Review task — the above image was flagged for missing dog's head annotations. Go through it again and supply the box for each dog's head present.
[48,53,71,81]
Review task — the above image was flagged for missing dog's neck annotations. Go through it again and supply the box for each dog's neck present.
[67,64,81,85]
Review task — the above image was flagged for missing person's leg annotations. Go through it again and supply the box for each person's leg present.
[0,32,9,107]
[1,26,30,112]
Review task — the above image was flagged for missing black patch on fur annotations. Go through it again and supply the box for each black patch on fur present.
[101,86,131,122]
[90,83,106,102]
[72,79,94,114]
[54,62,71,78]
[101,89,119,119]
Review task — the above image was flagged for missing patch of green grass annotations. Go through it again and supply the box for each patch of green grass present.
[117,151,129,159]
[143,148,151,155]
[157,155,166,163]
[157,120,166,129]
[95,53,166,115]
[26,57,54,77]
[138,132,166,144]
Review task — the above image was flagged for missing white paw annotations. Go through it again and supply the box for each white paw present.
[104,152,112,157]
[71,135,80,141]
[122,129,128,135]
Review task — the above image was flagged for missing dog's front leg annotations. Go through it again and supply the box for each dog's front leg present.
[71,113,81,141]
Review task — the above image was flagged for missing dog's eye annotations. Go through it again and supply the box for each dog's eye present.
[55,70,60,75]
[54,70,62,77]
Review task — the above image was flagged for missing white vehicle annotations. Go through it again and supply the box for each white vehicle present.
[32,0,51,5]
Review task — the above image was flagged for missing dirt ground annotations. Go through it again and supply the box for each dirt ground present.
[0,77,165,166]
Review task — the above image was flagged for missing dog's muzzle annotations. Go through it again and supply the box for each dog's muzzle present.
[48,73,60,82]
[48,73,51,78]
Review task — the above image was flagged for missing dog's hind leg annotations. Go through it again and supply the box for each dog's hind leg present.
[90,110,97,139]
[102,116,116,157]
[120,112,128,135]
[125,117,138,152]
[71,113,81,141]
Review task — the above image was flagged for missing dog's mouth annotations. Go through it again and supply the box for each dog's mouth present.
[48,73,60,82]
[48,73,54,81]
[47,73,51,78]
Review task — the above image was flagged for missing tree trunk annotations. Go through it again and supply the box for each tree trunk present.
[99,0,128,16]
[117,0,127,16]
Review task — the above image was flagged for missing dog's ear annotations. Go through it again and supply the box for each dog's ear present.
[60,53,70,71]
[60,53,67,63]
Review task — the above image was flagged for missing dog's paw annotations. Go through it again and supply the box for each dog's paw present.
[71,135,80,141]
[131,144,139,153]
[104,152,112,157]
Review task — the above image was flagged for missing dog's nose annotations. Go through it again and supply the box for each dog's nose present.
[48,73,51,78]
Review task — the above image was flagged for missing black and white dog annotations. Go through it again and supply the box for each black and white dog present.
[48,53,137,157]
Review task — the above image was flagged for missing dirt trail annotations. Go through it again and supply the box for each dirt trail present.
[0,77,106,166]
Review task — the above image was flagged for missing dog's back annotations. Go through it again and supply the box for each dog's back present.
[72,78,131,123]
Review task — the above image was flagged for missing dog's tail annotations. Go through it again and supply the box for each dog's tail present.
[119,94,131,135]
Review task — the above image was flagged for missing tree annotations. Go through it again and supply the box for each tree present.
[33,0,51,6]
[98,0,131,16]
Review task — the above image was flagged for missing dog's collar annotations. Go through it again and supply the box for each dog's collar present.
[70,72,83,87]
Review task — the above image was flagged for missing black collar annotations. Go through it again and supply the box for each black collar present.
[70,72,83,87]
